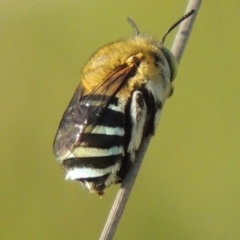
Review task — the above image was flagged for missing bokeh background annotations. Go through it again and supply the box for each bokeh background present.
[1,1,240,239]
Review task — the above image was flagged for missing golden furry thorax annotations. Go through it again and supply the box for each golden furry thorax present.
[81,35,177,99]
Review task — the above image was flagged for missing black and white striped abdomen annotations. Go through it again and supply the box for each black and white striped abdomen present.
[62,96,127,186]
[53,84,161,194]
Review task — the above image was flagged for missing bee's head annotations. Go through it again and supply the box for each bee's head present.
[127,10,195,83]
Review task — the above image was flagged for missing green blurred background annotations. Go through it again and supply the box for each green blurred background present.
[1,0,240,239]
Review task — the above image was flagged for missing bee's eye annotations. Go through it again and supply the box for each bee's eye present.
[160,47,178,82]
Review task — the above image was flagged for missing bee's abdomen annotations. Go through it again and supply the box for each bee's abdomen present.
[63,97,126,189]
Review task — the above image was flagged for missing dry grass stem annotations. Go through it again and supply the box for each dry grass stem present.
[99,1,202,239]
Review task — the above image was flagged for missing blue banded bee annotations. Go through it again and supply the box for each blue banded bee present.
[53,11,194,196]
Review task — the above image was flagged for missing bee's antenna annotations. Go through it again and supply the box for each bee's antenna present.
[160,9,195,45]
[127,17,140,35]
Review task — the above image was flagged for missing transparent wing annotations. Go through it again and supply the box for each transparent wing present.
[53,63,138,161]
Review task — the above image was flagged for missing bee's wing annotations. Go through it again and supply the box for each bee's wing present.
[53,63,138,161]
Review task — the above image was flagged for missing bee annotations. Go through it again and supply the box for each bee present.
[53,11,195,196]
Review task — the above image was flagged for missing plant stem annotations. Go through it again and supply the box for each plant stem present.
[99,1,202,239]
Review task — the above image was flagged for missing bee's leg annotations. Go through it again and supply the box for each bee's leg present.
[127,90,148,162]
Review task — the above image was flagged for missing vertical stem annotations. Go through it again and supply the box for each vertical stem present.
[172,0,202,63]
[99,1,202,239]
